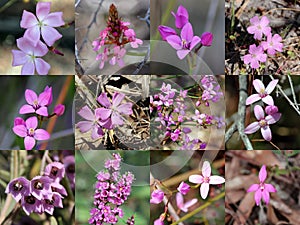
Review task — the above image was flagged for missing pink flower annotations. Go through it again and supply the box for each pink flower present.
[247,165,277,205]
[177,182,190,195]
[243,44,267,69]
[154,218,164,225]
[12,37,50,75]
[19,88,52,116]
[166,23,200,59]
[53,104,65,116]
[20,2,65,46]
[158,25,177,41]
[246,79,278,105]
[171,5,189,29]
[247,16,271,40]
[124,29,143,48]
[96,47,109,69]
[189,161,225,199]
[150,189,164,204]
[244,105,281,141]
[200,32,213,46]
[265,105,278,115]
[12,116,50,150]
[261,33,283,55]
[109,46,126,67]
[176,192,197,212]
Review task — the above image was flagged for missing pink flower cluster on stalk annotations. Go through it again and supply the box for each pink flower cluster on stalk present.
[12,86,65,150]
[245,79,281,141]
[243,16,283,69]
[77,92,133,140]
[247,165,277,205]
[12,2,66,75]
[89,153,135,225]
[5,162,68,215]
[158,5,213,60]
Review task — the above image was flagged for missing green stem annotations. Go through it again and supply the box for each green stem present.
[0,0,18,13]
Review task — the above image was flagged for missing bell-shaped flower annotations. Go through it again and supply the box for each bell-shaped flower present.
[5,177,30,202]
[21,194,43,215]
[44,162,65,182]
[30,176,52,200]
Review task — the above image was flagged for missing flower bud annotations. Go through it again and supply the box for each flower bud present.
[158,25,177,41]
[200,32,213,46]
[54,104,65,116]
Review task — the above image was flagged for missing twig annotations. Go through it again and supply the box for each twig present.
[287,75,299,110]
[40,150,49,175]
[225,121,237,143]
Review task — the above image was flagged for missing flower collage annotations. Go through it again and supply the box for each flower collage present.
[0,0,300,225]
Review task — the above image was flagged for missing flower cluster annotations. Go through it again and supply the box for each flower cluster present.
[12,86,65,150]
[92,4,143,70]
[247,165,277,205]
[243,16,283,69]
[158,5,213,60]
[12,2,67,75]
[244,79,281,141]
[151,161,225,224]
[151,76,224,150]
[89,153,135,225]
[77,91,133,140]
[5,162,68,215]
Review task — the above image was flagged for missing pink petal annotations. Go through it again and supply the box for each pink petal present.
[262,189,270,204]
[265,113,281,124]
[20,10,38,28]
[13,125,27,137]
[96,108,111,120]
[250,16,260,25]
[246,26,256,34]
[24,136,36,150]
[76,121,93,133]
[34,129,50,140]
[246,94,261,105]
[100,118,113,129]
[189,175,203,184]
[176,192,183,206]
[262,95,274,105]
[112,92,125,107]
[243,54,252,64]
[257,53,267,62]
[26,116,38,129]
[265,79,278,94]
[254,190,262,206]
[38,91,51,106]
[200,183,209,199]
[202,161,211,177]
[253,79,265,93]
[36,2,51,21]
[19,104,35,114]
[181,23,193,42]
[91,125,103,140]
[261,126,272,141]
[177,49,190,59]
[78,105,94,121]
[244,121,260,134]
[254,105,265,120]
[12,50,28,66]
[250,59,259,69]
[260,16,270,27]
[117,103,133,115]
[36,106,48,116]
[190,36,201,49]
[265,183,276,193]
[21,61,35,75]
[259,165,267,183]
[166,35,182,50]
[16,38,34,55]
[111,112,124,126]
[247,184,259,192]
[183,198,197,209]
[41,26,62,46]
[97,93,112,108]
[25,89,38,105]
[33,41,48,57]
[209,175,225,184]
[23,26,40,47]
[248,44,258,54]
[35,58,51,75]
[43,12,65,27]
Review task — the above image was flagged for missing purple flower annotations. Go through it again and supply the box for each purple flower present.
[76,105,104,140]
[53,104,65,116]
[171,5,189,29]
[158,25,177,41]
[244,105,281,141]
[170,128,180,141]
[166,22,201,59]
[154,218,164,225]
[20,2,65,46]
[12,116,50,150]
[43,192,63,215]
[243,44,267,69]
[200,32,213,46]
[97,92,133,129]
[12,37,50,75]
[150,189,164,204]
[30,176,52,200]
[14,117,25,126]
[265,105,278,115]
[19,88,52,116]
[189,161,225,199]
[50,181,67,196]
[247,16,271,40]
[261,33,283,55]
[247,165,277,205]
[176,192,197,213]
[44,162,65,182]
[5,177,30,202]
[246,79,278,105]
[21,194,43,215]
[177,182,190,195]
[109,46,126,67]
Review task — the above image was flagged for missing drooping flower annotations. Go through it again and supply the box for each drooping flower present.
[246,79,278,105]
[189,161,225,199]
[44,162,65,182]
[158,25,177,41]
[261,33,283,55]
[244,105,281,141]
[247,16,271,40]
[12,116,50,150]
[21,194,43,215]
[12,37,50,75]
[176,192,197,213]
[30,176,52,200]
[247,165,277,205]
[150,189,164,204]
[5,177,30,202]
[177,182,190,195]
[243,44,267,69]
[20,2,65,46]
[166,22,201,59]
[43,192,63,215]
[200,32,213,46]
[171,5,189,29]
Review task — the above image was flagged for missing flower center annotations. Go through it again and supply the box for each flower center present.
[25,195,36,204]
[259,88,267,97]
[13,181,23,191]
[45,199,54,205]
[203,176,210,183]
[260,183,265,190]
[257,25,262,30]
[259,119,267,127]
[29,128,35,136]
[34,181,44,190]
[51,166,59,176]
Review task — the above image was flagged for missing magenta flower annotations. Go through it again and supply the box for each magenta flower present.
[5,177,30,202]
[261,33,283,55]
[189,161,225,199]
[20,2,65,46]
[12,116,50,150]
[12,37,50,75]
[158,25,177,41]
[244,105,281,141]
[247,16,271,40]
[265,105,278,115]
[166,22,201,59]
[200,32,213,46]
[243,44,267,69]
[247,165,277,205]
[246,79,278,105]
[53,104,65,116]
[150,189,164,204]
[124,29,143,48]
[176,192,197,213]
[43,192,63,215]
[21,195,43,215]
[30,176,52,200]
[19,88,52,116]
[76,105,104,140]
[154,218,164,225]
[171,5,189,29]
[177,182,190,195]
[44,162,65,182]
[97,92,133,129]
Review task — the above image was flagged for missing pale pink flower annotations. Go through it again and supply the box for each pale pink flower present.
[124,29,143,48]
[109,46,126,67]
[261,33,283,55]
[247,165,277,205]
[177,182,190,195]
[176,192,197,212]
[246,79,278,105]
[243,44,267,69]
[247,16,271,40]
[150,189,164,204]
[189,161,225,199]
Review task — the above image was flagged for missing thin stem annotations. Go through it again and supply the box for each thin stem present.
[287,75,299,110]
[0,0,18,13]
[40,150,49,175]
